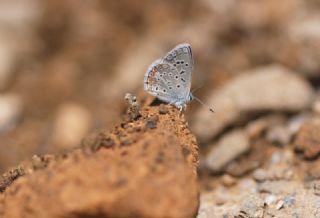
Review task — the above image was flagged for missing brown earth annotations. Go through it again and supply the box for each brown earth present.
[1,1,320,217]
[0,102,199,218]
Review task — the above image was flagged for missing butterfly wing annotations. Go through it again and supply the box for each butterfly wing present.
[162,43,193,98]
[144,59,182,104]
[144,43,193,106]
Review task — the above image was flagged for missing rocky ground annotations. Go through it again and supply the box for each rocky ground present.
[0,0,320,217]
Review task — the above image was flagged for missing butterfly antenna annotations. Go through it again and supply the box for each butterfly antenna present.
[191,83,205,93]
[192,95,214,113]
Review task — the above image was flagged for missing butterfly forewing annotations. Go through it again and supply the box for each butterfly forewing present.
[163,43,193,96]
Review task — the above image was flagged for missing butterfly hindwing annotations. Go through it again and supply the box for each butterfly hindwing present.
[144,61,182,103]
[144,43,193,106]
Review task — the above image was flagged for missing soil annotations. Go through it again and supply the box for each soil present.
[0,104,199,218]
[0,1,320,218]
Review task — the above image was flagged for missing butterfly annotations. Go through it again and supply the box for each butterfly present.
[144,43,213,112]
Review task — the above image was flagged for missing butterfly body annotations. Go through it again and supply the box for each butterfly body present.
[144,43,194,110]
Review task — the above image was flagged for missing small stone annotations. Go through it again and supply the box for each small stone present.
[265,194,277,205]
[286,15,320,77]
[276,200,284,210]
[313,100,320,114]
[159,104,169,114]
[32,155,46,170]
[206,130,250,173]
[245,114,285,139]
[221,174,236,187]
[0,42,15,90]
[314,182,320,196]
[101,137,115,148]
[239,195,264,217]
[294,119,320,159]
[51,103,92,151]
[253,169,268,182]
[257,181,298,194]
[124,93,141,121]
[192,65,314,141]
[119,136,133,146]
[0,94,22,133]
[283,194,296,207]
[266,124,291,146]
[144,115,158,130]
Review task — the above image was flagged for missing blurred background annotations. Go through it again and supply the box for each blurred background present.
[0,0,319,178]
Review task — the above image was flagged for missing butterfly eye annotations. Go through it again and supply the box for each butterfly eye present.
[185,63,189,66]
[175,76,178,79]
[177,85,180,88]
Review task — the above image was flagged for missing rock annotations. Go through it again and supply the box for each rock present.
[253,169,268,182]
[206,130,250,173]
[305,161,320,181]
[283,15,320,77]
[192,65,314,141]
[294,119,320,159]
[288,113,311,135]
[245,114,286,139]
[0,94,22,133]
[0,0,40,89]
[252,150,295,182]
[238,195,265,218]
[283,194,296,208]
[276,200,285,210]
[221,174,236,187]
[264,194,277,206]
[226,139,269,177]
[257,181,301,194]
[0,42,14,90]
[50,103,92,151]
[266,124,292,146]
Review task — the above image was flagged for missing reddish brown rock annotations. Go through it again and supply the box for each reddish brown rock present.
[0,105,199,218]
[294,119,320,159]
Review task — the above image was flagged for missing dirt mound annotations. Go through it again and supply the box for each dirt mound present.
[0,103,199,218]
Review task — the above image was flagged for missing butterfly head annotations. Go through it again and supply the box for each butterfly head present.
[188,93,194,102]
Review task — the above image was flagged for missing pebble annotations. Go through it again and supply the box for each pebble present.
[51,103,92,151]
[265,194,277,205]
[206,130,250,173]
[0,94,22,133]
[287,15,320,77]
[159,104,169,114]
[221,174,236,187]
[266,124,291,146]
[0,42,14,90]
[144,115,158,130]
[192,64,314,141]
[294,119,320,159]
[253,169,268,182]
[124,93,141,121]
[283,194,296,207]
[245,114,285,139]
[276,200,284,210]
